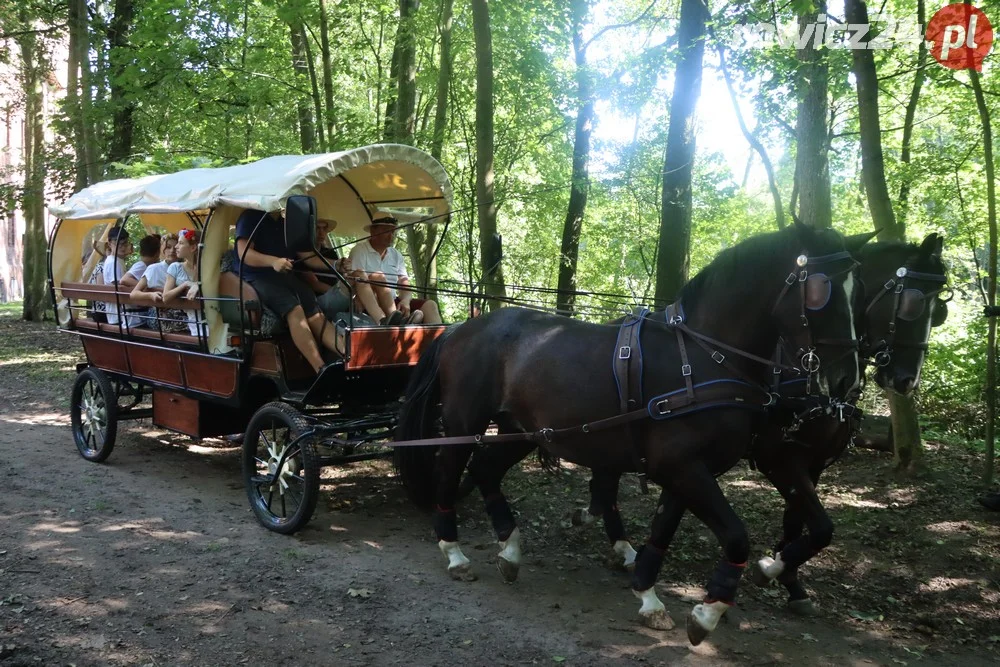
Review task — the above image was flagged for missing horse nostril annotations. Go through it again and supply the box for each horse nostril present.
[895,376,916,394]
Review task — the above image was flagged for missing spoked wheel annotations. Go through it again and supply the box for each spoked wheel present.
[242,402,320,534]
[70,368,119,462]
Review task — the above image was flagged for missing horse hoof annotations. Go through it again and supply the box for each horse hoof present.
[496,555,519,583]
[787,598,818,616]
[639,608,675,631]
[686,612,711,646]
[750,562,774,588]
[570,508,588,526]
[448,564,478,582]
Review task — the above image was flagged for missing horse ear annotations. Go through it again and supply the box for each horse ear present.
[919,233,944,259]
[844,230,879,253]
[792,214,813,241]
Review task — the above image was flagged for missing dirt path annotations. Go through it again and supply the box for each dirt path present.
[1,314,999,666]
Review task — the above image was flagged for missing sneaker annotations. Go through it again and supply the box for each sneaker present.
[404,310,424,325]
[380,311,405,326]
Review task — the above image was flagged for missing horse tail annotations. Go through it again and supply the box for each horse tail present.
[394,327,453,509]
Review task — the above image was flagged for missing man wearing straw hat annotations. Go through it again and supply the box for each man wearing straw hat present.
[349,215,442,325]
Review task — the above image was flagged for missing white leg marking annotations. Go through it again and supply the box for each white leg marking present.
[498,527,522,566]
[690,599,730,633]
[613,540,637,569]
[439,540,471,569]
[634,587,674,630]
[758,552,786,581]
[572,507,597,526]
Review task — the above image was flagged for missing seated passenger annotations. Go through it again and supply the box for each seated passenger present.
[101,227,133,325]
[129,234,186,331]
[348,216,442,325]
[163,229,207,337]
[120,233,161,327]
[233,209,340,373]
[306,217,398,326]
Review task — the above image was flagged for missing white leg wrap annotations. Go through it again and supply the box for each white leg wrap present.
[498,527,522,566]
[439,540,471,570]
[691,600,730,633]
[613,540,637,569]
[758,552,786,580]
[634,587,666,615]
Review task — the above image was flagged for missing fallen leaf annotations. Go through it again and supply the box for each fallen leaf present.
[552,658,566,663]
[347,588,371,599]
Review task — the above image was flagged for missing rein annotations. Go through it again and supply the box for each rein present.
[862,266,948,368]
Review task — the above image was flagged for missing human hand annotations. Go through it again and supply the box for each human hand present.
[185,283,200,301]
[151,292,164,304]
[337,257,352,273]
[272,257,294,273]
[398,302,411,317]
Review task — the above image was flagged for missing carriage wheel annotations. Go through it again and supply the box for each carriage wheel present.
[70,368,119,462]
[242,402,320,534]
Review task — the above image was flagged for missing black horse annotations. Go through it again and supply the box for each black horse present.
[394,223,863,644]
[570,232,948,617]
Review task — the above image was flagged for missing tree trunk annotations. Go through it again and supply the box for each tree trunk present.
[18,12,49,322]
[556,0,594,316]
[318,0,336,146]
[970,61,997,486]
[76,0,99,184]
[288,19,316,153]
[383,27,401,140]
[654,0,707,306]
[847,0,903,242]
[897,0,927,234]
[847,0,925,471]
[430,0,453,162]
[793,1,831,229]
[391,0,418,143]
[67,0,86,191]
[106,0,135,166]
[471,0,506,306]
[302,29,327,151]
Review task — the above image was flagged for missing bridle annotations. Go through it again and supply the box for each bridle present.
[770,250,860,395]
[862,266,949,369]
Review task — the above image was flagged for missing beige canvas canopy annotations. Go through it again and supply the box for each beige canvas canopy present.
[49,144,453,354]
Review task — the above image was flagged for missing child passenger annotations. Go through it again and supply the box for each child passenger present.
[129,234,183,330]
[163,228,207,337]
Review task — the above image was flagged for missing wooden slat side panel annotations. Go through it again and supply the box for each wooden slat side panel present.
[250,341,280,374]
[82,337,129,373]
[126,345,185,387]
[345,325,446,370]
[183,356,238,397]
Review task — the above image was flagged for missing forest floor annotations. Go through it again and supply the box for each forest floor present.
[1,305,999,666]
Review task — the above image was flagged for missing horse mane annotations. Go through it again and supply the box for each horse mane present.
[857,239,945,274]
[676,227,802,312]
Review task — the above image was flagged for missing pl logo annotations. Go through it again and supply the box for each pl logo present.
[926,4,993,71]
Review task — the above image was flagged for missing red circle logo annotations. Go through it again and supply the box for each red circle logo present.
[927,4,993,71]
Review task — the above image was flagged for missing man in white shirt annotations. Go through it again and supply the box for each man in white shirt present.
[348,216,441,325]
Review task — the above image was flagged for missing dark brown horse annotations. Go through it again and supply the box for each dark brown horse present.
[394,223,863,644]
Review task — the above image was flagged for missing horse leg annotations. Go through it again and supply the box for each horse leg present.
[434,443,478,581]
[630,490,685,631]
[667,463,750,646]
[466,441,537,583]
[755,464,827,615]
[578,470,636,571]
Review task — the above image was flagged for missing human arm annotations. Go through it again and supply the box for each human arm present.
[235,238,293,272]
[129,276,163,305]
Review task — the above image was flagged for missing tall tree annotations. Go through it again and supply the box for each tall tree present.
[556,0,595,317]
[17,6,50,321]
[654,0,707,305]
[847,0,924,472]
[429,0,453,162]
[318,0,336,147]
[471,0,506,306]
[73,0,99,184]
[793,0,831,229]
[970,55,997,485]
[896,0,927,233]
[66,0,86,190]
[288,17,316,153]
[106,0,135,165]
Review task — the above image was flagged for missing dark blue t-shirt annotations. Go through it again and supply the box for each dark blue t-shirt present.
[234,209,296,279]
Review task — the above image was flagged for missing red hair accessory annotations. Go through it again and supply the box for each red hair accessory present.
[178,228,199,243]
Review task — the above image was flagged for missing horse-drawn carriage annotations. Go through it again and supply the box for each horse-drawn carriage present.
[48,144,453,534]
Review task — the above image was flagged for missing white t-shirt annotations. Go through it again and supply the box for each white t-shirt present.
[126,260,147,282]
[102,256,125,324]
[349,240,409,298]
[141,261,169,290]
[167,262,206,337]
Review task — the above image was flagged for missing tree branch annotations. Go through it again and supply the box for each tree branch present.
[1,24,67,40]
[583,0,658,52]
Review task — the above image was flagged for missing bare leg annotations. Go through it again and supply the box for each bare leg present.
[368,272,398,317]
[306,311,341,355]
[349,270,386,322]
[286,305,325,372]
[418,299,442,324]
